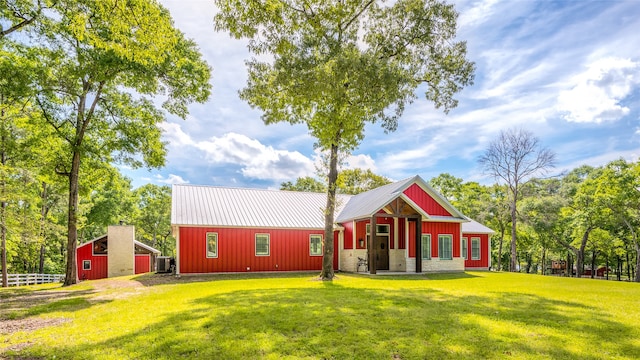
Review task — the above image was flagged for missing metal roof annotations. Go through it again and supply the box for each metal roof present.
[171,184,351,229]
[335,175,467,223]
[171,176,491,232]
[461,219,495,234]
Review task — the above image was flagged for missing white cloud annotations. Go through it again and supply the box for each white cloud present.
[159,122,195,146]
[344,154,377,171]
[156,174,190,185]
[195,132,315,181]
[556,57,640,123]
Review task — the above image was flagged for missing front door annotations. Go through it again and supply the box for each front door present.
[375,235,389,270]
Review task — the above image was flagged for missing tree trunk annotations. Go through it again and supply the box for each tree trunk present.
[617,255,621,281]
[1,199,6,288]
[0,104,6,287]
[541,247,546,276]
[509,202,517,272]
[497,225,505,271]
[605,256,609,280]
[626,250,631,281]
[575,227,591,278]
[635,242,640,282]
[38,182,48,274]
[590,249,597,279]
[319,143,339,280]
[63,151,81,286]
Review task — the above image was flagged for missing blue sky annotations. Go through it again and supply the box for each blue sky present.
[122,0,640,189]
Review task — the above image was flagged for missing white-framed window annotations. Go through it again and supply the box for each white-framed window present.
[82,260,91,270]
[367,223,390,235]
[462,237,468,260]
[421,234,431,260]
[438,235,453,260]
[471,237,481,260]
[310,235,323,256]
[255,234,270,256]
[376,224,390,234]
[206,232,218,258]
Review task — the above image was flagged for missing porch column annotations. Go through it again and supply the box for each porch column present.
[415,218,422,273]
[369,216,377,274]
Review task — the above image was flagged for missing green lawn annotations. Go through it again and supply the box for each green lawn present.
[1,272,639,359]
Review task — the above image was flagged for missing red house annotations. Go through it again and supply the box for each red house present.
[76,225,161,280]
[171,175,494,275]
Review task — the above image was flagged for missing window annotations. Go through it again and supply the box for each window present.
[421,234,431,260]
[206,232,218,258]
[471,237,481,260]
[93,238,108,255]
[462,237,468,260]
[376,224,389,234]
[310,235,323,256]
[82,260,91,270]
[255,234,270,256]
[438,235,453,260]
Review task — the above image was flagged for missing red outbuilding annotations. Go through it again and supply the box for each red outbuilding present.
[76,225,161,280]
[172,175,494,275]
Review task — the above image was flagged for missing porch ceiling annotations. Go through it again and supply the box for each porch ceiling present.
[381,197,421,217]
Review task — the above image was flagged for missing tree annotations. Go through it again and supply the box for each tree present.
[21,0,211,285]
[337,168,391,195]
[479,128,555,272]
[594,159,640,282]
[281,176,326,193]
[429,173,463,203]
[215,0,474,279]
[132,184,173,256]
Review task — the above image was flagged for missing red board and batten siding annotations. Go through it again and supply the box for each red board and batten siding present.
[179,227,338,273]
[76,242,107,280]
[135,254,151,274]
[343,221,354,249]
[403,183,452,216]
[462,233,490,269]
[407,221,461,258]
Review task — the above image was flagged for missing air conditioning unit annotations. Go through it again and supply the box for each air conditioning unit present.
[156,256,173,273]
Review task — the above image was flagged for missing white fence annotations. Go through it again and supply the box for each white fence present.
[3,273,65,287]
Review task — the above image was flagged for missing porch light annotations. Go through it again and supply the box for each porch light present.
[358,238,364,248]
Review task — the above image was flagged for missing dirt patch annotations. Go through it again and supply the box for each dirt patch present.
[0,318,70,334]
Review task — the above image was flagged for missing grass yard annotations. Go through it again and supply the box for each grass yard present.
[1,271,639,359]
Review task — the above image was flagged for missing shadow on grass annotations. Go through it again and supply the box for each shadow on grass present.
[0,288,98,321]
[21,282,640,359]
[133,271,321,287]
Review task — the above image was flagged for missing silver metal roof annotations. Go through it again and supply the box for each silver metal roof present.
[171,184,351,229]
[461,219,495,234]
[171,176,490,232]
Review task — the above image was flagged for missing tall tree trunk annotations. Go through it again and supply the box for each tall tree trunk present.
[541,247,546,275]
[497,225,505,271]
[63,151,81,286]
[626,250,631,281]
[510,201,517,272]
[320,143,339,280]
[1,199,6,288]
[590,249,597,279]
[634,242,640,282]
[605,256,609,280]
[575,227,592,278]
[0,100,7,287]
[617,255,621,281]
[38,182,48,274]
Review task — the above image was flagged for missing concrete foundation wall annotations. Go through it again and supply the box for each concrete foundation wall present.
[107,225,135,278]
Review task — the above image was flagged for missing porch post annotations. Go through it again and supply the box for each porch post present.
[369,216,377,274]
[415,217,422,273]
